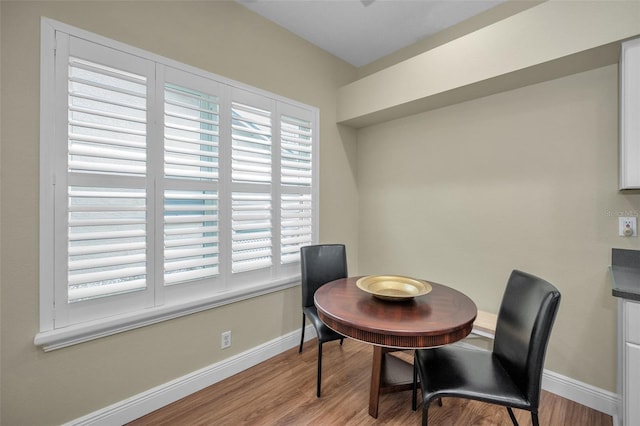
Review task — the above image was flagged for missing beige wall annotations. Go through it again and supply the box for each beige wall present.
[339,0,640,128]
[357,64,640,392]
[0,1,358,424]
[357,0,544,78]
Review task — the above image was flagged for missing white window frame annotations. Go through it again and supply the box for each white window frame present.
[36,18,319,351]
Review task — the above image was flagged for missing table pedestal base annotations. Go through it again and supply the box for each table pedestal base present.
[368,346,414,418]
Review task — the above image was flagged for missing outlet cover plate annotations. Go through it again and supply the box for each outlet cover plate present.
[619,217,637,237]
[221,330,231,349]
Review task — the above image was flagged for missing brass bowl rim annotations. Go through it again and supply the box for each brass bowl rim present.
[355,275,433,300]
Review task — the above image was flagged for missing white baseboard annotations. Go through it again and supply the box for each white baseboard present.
[542,369,620,420]
[65,325,317,426]
[67,328,618,425]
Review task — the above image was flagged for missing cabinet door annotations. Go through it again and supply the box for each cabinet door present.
[626,342,640,425]
[620,37,640,189]
[627,300,640,344]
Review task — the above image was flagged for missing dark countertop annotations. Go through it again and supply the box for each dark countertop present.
[611,248,640,302]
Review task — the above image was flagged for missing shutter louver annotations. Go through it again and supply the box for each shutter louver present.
[164,84,219,181]
[68,187,147,302]
[232,192,272,273]
[68,57,147,176]
[164,190,219,285]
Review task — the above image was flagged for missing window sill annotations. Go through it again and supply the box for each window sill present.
[34,278,300,352]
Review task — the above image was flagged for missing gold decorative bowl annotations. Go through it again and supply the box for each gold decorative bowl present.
[356,275,432,301]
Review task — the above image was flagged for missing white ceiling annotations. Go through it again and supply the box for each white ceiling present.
[237,0,505,67]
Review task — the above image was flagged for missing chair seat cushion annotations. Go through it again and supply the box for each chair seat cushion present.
[415,345,531,410]
[303,306,344,343]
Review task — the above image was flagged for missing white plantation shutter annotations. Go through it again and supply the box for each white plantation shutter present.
[61,35,153,317]
[68,187,147,302]
[162,72,221,287]
[280,193,312,264]
[280,110,314,264]
[164,82,219,181]
[164,190,219,284]
[280,114,313,186]
[230,94,274,274]
[68,57,147,177]
[231,101,272,184]
[231,192,272,273]
[41,22,318,341]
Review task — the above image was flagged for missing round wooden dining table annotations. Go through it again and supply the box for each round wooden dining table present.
[314,276,477,418]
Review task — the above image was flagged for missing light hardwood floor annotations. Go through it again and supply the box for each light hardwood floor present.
[128,339,613,425]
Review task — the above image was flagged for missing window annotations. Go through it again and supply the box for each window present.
[37,19,318,350]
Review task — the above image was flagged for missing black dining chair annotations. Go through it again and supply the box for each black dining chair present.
[412,269,561,426]
[299,244,347,397]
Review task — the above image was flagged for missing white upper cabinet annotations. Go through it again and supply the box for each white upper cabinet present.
[620,37,640,189]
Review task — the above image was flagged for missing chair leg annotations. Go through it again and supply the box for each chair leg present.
[531,412,539,426]
[411,361,439,412]
[316,341,323,397]
[412,362,418,411]
[506,407,519,426]
[339,337,344,345]
[298,313,306,353]
[422,405,429,426]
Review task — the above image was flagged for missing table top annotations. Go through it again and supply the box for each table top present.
[314,276,477,349]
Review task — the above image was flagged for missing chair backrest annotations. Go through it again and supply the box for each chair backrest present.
[300,244,348,308]
[493,270,561,407]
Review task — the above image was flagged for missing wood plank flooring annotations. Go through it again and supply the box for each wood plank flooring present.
[128,339,612,425]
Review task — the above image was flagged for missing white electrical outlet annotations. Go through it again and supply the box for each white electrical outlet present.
[221,330,232,349]
[619,217,637,237]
